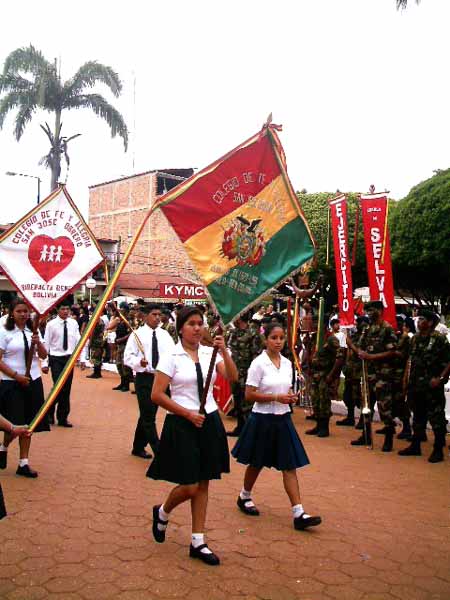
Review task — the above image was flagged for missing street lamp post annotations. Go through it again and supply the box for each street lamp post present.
[5,171,41,204]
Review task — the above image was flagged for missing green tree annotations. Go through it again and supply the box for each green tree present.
[389,169,450,315]
[0,45,128,191]
[297,191,367,306]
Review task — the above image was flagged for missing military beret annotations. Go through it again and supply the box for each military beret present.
[417,309,439,326]
[364,301,384,311]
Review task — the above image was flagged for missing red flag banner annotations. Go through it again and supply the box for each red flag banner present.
[329,195,354,326]
[360,193,396,328]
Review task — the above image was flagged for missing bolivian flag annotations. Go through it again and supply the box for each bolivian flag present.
[155,125,315,324]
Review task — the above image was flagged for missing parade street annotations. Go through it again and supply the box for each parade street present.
[0,368,447,600]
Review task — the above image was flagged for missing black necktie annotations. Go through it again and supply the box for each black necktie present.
[63,320,68,351]
[22,330,29,368]
[195,362,204,401]
[152,330,159,369]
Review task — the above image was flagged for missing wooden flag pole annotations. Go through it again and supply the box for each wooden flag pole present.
[25,314,41,379]
[199,326,223,415]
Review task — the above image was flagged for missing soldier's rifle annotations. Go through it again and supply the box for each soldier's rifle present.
[117,312,146,359]
[357,324,373,449]
[360,357,373,449]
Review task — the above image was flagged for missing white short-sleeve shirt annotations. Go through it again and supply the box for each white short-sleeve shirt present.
[246,351,293,415]
[0,325,44,381]
[156,342,223,414]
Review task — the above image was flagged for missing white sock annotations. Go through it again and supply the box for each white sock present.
[292,504,311,519]
[192,533,212,554]
[157,506,169,531]
[240,488,252,500]
[19,458,29,467]
[0,445,7,452]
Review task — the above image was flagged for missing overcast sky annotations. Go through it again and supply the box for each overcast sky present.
[0,0,448,224]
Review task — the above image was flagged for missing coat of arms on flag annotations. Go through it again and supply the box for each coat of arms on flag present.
[0,186,104,314]
[154,123,316,324]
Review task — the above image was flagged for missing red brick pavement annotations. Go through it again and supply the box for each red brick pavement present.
[0,368,448,600]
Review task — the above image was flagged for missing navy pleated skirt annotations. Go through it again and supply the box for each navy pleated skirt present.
[147,410,230,485]
[231,412,310,471]
[0,378,50,433]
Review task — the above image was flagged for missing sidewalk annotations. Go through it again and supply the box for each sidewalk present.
[0,368,448,600]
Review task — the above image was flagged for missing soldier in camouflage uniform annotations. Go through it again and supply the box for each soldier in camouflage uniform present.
[227,313,263,436]
[336,316,369,427]
[399,310,450,463]
[160,310,178,344]
[86,316,105,379]
[306,330,344,438]
[113,304,133,392]
[390,316,413,440]
[349,301,397,451]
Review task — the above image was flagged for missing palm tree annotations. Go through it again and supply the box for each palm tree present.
[0,45,128,191]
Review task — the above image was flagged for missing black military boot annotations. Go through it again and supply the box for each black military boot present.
[336,416,355,426]
[397,419,412,440]
[398,438,421,456]
[113,377,125,390]
[317,418,330,438]
[305,422,320,435]
[86,365,102,379]
[351,430,371,446]
[376,425,389,435]
[382,426,395,452]
[120,380,130,392]
[428,431,446,463]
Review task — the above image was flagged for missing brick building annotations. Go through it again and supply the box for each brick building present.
[88,169,204,299]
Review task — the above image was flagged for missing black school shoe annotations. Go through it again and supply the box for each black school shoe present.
[16,465,38,478]
[189,544,220,566]
[294,513,322,530]
[152,505,168,543]
[237,495,260,516]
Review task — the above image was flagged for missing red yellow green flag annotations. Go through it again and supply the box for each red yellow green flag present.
[155,125,315,324]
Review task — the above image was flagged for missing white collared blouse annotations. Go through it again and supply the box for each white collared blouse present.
[156,342,223,414]
[0,325,44,381]
[246,350,293,415]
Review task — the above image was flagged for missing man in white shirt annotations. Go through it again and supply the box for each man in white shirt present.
[43,301,86,427]
[124,303,175,459]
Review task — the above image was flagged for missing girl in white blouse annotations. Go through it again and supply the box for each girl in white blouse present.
[232,322,321,531]
[148,306,238,566]
[0,298,49,478]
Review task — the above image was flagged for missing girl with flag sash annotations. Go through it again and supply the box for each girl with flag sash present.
[231,322,321,531]
[148,306,238,566]
[0,298,49,478]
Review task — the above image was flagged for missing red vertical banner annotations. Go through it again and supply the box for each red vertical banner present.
[329,195,354,326]
[360,193,396,328]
